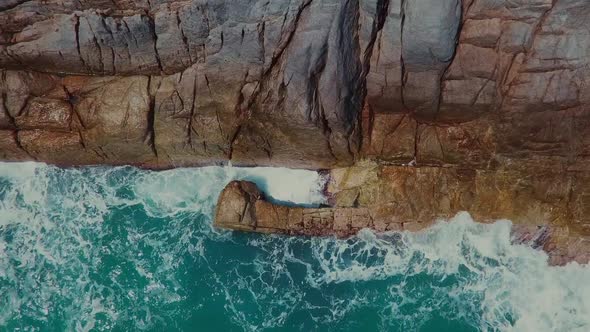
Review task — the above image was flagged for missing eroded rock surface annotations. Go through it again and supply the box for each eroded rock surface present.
[2,0,588,170]
[362,0,590,174]
[215,179,590,265]
[1,0,370,168]
[214,180,376,237]
[214,179,429,237]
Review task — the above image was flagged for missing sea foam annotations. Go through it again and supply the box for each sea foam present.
[0,162,588,331]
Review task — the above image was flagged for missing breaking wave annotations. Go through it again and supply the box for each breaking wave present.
[0,162,588,331]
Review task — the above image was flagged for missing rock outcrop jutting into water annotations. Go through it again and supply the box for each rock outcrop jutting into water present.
[2,0,590,260]
[215,179,590,265]
[215,180,376,237]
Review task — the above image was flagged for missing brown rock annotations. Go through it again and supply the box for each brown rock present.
[255,201,291,231]
[327,163,582,233]
[214,181,264,232]
[214,169,590,265]
[362,113,416,163]
[17,129,91,165]
[0,130,29,160]
[75,76,156,165]
[214,180,376,237]
[15,97,73,131]
[334,207,373,236]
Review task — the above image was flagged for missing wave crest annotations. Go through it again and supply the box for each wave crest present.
[0,162,588,331]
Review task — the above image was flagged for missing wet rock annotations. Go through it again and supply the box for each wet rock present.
[511,224,590,266]
[214,180,264,231]
[215,176,590,266]
[214,180,374,237]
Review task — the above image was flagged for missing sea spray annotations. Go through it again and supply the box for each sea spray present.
[0,162,588,331]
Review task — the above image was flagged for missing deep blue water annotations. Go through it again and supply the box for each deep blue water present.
[0,162,588,332]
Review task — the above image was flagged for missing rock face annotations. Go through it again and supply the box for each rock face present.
[362,0,590,174]
[1,0,369,168]
[2,0,589,170]
[2,1,590,259]
[215,180,590,265]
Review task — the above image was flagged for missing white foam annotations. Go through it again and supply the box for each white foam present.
[0,162,589,331]
[132,164,327,218]
[0,162,327,330]
[284,212,590,331]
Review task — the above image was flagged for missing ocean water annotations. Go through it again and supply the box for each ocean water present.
[0,162,589,332]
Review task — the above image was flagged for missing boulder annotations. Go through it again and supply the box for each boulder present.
[214,180,264,231]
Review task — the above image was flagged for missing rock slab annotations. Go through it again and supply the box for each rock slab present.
[215,179,590,265]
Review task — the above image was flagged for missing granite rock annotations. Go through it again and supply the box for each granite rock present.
[2,0,590,171]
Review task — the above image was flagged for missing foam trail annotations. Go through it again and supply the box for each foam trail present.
[0,162,588,332]
[288,213,590,331]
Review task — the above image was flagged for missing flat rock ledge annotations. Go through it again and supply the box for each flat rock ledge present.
[215,180,590,266]
[214,180,371,238]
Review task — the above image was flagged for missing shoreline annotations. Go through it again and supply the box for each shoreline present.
[214,178,590,266]
[2,159,589,266]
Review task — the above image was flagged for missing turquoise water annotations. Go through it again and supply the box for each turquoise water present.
[0,163,589,332]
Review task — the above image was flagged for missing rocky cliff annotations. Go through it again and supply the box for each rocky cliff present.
[2,1,590,247]
[3,0,589,170]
